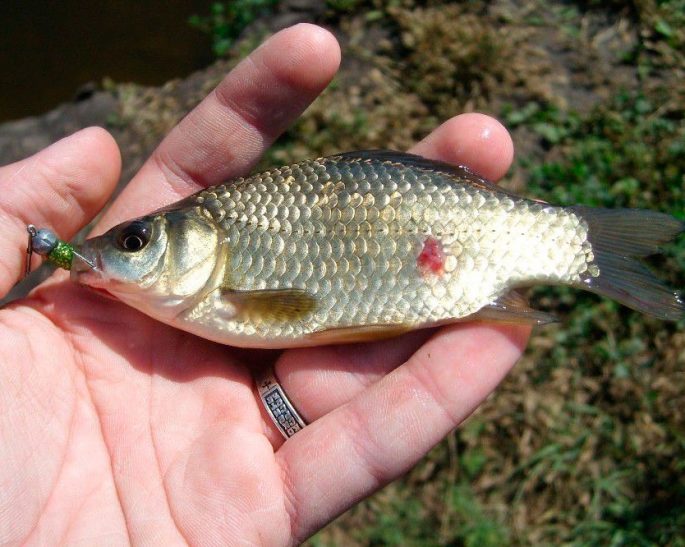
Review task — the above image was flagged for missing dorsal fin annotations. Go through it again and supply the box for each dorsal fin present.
[332,149,521,198]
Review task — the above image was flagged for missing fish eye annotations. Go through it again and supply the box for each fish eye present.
[116,221,152,252]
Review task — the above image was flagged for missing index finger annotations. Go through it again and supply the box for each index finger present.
[99,24,341,230]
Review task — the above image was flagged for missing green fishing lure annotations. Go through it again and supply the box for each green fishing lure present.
[25,225,93,275]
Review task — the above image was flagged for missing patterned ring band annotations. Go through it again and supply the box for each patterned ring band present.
[255,367,307,439]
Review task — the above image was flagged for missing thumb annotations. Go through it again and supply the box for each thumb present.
[0,127,121,298]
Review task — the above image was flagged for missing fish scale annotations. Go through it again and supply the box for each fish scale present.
[72,150,684,348]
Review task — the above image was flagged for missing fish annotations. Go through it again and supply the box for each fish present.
[71,150,684,348]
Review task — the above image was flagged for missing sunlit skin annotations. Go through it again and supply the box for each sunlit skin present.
[0,24,528,545]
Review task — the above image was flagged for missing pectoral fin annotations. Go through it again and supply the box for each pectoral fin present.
[473,291,557,325]
[222,288,317,322]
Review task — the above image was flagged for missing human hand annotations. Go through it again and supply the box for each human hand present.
[0,24,529,545]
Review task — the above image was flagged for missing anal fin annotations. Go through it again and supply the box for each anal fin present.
[307,323,413,344]
[473,290,557,326]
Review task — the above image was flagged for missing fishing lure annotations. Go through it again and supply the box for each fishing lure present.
[25,225,94,276]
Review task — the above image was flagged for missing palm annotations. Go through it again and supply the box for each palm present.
[6,278,289,543]
[1,25,528,545]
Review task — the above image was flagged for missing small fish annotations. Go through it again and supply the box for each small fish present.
[69,151,684,348]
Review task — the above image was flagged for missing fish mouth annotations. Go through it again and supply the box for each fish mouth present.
[70,246,137,303]
[70,253,121,301]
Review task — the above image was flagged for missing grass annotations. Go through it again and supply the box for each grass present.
[189,0,279,57]
[516,87,685,543]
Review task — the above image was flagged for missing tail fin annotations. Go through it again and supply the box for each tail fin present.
[570,206,685,321]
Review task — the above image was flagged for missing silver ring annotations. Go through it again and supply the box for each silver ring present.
[255,368,307,439]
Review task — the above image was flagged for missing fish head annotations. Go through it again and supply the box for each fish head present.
[72,210,221,319]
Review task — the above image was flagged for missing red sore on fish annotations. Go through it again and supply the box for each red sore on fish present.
[417,236,445,276]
